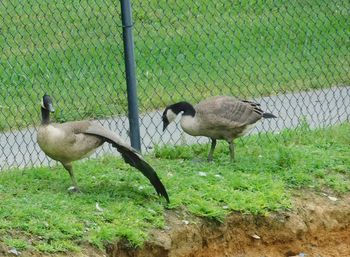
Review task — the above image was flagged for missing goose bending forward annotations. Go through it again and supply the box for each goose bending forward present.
[37,94,169,202]
[162,96,276,161]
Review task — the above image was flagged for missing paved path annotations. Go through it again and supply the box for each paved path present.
[1,86,349,169]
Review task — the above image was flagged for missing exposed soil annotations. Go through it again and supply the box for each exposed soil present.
[1,191,349,257]
[109,191,350,257]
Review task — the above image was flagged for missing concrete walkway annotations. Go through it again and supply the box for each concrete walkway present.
[0,86,349,169]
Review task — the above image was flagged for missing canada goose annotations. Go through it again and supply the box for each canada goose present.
[37,94,169,202]
[162,96,276,161]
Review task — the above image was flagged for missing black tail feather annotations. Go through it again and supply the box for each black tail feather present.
[118,147,170,203]
[84,131,170,203]
[262,112,277,119]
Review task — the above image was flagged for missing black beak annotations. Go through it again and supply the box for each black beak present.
[162,122,169,132]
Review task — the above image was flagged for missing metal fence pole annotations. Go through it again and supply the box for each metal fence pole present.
[120,0,141,151]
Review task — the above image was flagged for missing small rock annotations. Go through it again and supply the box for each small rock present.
[8,248,21,256]
[67,186,76,191]
[198,172,207,177]
[222,205,229,209]
[251,234,261,240]
[328,196,338,201]
[148,208,156,214]
[215,174,222,178]
[164,226,171,230]
[182,220,189,225]
[288,253,306,257]
[95,202,104,212]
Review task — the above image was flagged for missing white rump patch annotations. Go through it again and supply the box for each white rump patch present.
[239,123,257,136]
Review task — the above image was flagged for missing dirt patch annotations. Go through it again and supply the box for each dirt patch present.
[1,192,349,257]
[109,192,350,257]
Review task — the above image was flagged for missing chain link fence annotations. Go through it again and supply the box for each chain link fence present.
[1,0,349,169]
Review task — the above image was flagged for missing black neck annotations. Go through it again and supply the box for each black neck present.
[41,107,51,125]
[170,102,196,117]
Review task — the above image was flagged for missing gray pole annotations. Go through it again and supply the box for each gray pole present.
[120,0,141,151]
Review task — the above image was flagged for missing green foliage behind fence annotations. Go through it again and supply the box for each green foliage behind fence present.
[1,0,349,131]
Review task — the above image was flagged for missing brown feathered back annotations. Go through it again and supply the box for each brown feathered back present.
[195,96,263,127]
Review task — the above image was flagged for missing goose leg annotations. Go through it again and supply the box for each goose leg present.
[62,163,80,192]
[207,138,217,162]
[228,141,235,161]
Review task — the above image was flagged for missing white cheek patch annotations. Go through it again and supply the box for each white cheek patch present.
[41,99,45,109]
[166,109,177,123]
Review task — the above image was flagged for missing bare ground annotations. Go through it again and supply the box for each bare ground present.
[109,191,350,257]
[1,191,350,257]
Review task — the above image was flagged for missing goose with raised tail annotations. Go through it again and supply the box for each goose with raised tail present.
[37,94,169,202]
[162,96,277,161]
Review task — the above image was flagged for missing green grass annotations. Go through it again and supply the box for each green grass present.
[0,123,349,253]
[0,0,349,130]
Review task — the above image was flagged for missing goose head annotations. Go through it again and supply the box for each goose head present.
[162,107,177,131]
[40,94,55,125]
[41,94,55,113]
[162,101,195,131]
